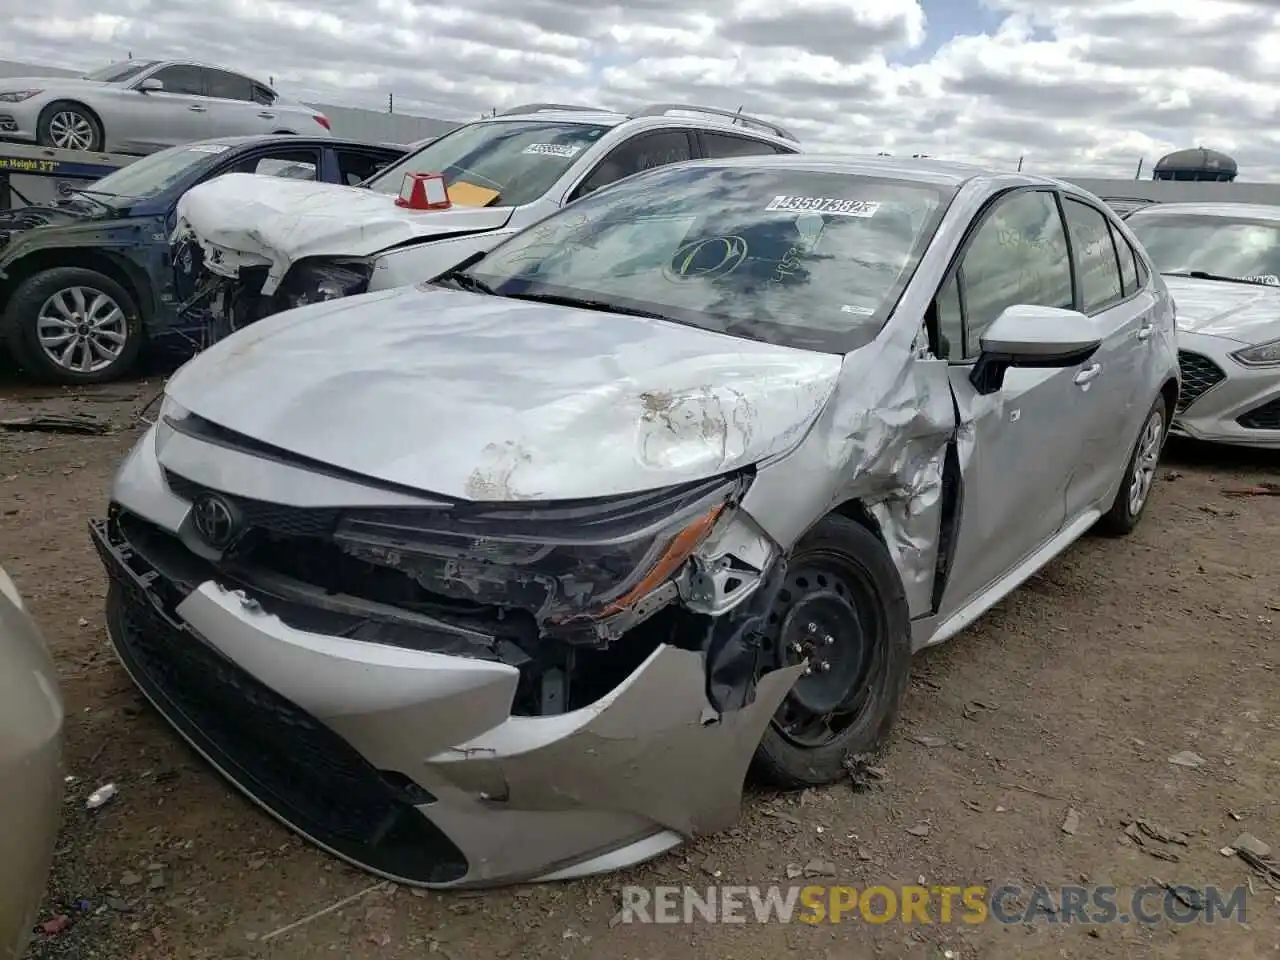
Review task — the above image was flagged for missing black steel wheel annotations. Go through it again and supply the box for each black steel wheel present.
[752,514,912,787]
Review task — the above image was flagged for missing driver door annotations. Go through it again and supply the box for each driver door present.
[934,188,1095,615]
[120,64,214,151]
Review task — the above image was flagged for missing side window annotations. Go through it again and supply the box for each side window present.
[572,130,693,200]
[205,69,254,102]
[1133,243,1150,286]
[229,149,319,180]
[1112,222,1139,295]
[935,273,963,360]
[700,132,784,159]
[149,65,204,96]
[337,150,395,185]
[1063,198,1124,313]
[252,84,276,106]
[957,190,1072,357]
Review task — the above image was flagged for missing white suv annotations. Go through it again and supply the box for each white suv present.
[172,102,802,332]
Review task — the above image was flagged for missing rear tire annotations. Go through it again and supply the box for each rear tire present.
[37,101,103,152]
[752,515,912,788]
[1095,394,1169,537]
[3,267,143,384]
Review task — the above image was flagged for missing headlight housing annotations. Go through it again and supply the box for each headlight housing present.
[153,395,190,453]
[333,473,749,643]
[277,259,373,310]
[0,89,41,103]
[1230,337,1280,367]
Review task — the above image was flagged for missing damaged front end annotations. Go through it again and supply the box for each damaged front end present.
[91,435,800,886]
[173,232,374,344]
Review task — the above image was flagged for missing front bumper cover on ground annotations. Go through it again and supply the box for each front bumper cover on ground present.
[90,511,803,888]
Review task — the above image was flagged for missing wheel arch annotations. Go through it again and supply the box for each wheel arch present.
[1,249,152,328]
[38,99,106,143]
[1159,376,1179,421]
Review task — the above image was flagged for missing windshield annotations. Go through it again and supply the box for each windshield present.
[461,164,951,352]
[1127,213,1280,285]
[365,119,611,208]
[82,142,228,200]
[82,60,158,84]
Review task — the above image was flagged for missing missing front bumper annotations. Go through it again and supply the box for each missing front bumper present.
[90,513,804,887]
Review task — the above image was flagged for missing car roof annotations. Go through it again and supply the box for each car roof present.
[659,152,1064,189]
[479,106,799,150]
[1125,201,1280,222]
[187,134,406,151]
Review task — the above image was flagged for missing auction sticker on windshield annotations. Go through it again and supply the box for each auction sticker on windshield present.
[1241,274,1280,285]
[523,143,584,158]
[187,144,231,154]
[765,196,880,217]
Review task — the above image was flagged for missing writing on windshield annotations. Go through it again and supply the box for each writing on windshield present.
[469,164,951,353]
[365,120,610,208]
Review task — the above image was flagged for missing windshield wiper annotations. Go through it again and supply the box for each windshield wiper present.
[1164,270,1273,286]
[431,253,500,295]
[504,291,673,320]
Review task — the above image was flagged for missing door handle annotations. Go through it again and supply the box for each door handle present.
[188,105,207,112]
[1137,324,1152,341]
[1074,362,1102,385]
[258,112,276,119]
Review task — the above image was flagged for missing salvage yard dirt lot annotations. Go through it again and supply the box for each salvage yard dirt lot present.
[2,375,1277,960]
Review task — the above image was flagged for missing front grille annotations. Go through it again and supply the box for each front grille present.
[1238,397,1280,430]
[1176,350,1226,413]
[91,516,468,884]
[164,470,340,538]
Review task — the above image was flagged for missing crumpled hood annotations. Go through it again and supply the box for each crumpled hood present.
[165,285,843,501]
[1164,275,1280,345]
[172,173,514,295]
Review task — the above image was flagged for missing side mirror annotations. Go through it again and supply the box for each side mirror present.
[970,304,1102,396]
[138,78,164,93]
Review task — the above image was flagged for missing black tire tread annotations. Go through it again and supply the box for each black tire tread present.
[752,514,913,788]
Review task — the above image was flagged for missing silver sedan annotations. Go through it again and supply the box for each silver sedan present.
[0,59,330,155]
[92,156,1178,888]
[1126,202,1280,449]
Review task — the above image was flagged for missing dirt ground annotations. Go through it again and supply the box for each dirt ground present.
[2,373,1277,960]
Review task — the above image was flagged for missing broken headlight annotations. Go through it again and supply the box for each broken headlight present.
[278,259,373,310]
[332,473,749,636]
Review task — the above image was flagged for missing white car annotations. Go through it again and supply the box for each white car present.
[0,59,331,154]
[169,102,801,332]
[1126,202,1280,448]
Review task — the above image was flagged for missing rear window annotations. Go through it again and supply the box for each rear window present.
[365,119,611,208]
[468,163,952,353]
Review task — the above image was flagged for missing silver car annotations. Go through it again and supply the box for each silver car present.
[0,59,331,154]
[0,564,64,958]
[1125,202,1280,449]
[90,155,1178,888]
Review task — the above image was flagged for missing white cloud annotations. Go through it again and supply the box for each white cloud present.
[3,0,1280,178]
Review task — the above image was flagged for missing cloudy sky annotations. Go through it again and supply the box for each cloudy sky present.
[3,0,1280,178]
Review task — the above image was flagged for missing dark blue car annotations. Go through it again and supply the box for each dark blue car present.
[0,134,406,384]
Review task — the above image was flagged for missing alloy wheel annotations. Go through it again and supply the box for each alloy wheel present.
[1127,408,1164,516]
[49,111,95,150]
[36,286,129,374]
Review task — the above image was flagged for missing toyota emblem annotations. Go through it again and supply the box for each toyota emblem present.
[191,493,240,549]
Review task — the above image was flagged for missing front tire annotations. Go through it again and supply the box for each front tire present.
[37,102,103,152]
[1095,394,1169,536]
[3,267,143,384]
[752,515,912,788]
